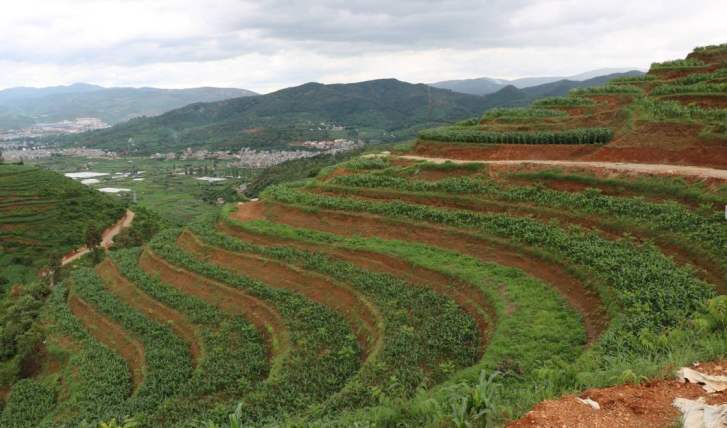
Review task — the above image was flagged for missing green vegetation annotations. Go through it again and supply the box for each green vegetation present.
[419,127,613,144]
[481,107,568,121]
[0,164,124,284]
[29,157,253,225]
[0,379,55,428]
[150,229,362,424]
[569,84,643,95]
[650,59,707,69]
[531,96,596,107]
[0,283,49,387]
[651,83,727,96]
[244,150,363,197]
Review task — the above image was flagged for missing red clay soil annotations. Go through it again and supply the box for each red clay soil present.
[412,142,602,161]
[312,186,727,292]
[663,94,727,109]
[68,293,144,393]
[509,361,727,428]
[242,201,607,342]
[138,248,289,371]
[411,118,727,168]
[96,259,203,367]
[176,230,384,361]
[218,217,494,354]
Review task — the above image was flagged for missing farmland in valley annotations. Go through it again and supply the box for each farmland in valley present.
[1,43,726,427]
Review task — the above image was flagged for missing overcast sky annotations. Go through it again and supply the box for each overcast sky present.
[1,0,725,93]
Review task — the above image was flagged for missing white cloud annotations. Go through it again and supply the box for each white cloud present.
[0,0,725,93]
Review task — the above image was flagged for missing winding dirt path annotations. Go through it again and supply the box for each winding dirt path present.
[138,248,289,378]
[96,259,203,367]
[396,155,727,181]
[62,209,135,266]
[68,293,145,393]
[177,230,384,362]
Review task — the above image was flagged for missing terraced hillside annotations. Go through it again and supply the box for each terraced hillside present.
[0,164,125,285]
[2,44,725,428]
[413,44,727,168]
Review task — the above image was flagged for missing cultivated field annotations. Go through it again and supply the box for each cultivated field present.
[1,44,726,427]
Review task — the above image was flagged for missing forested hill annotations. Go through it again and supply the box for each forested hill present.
[0,84,256,129]
[63,72,640,154]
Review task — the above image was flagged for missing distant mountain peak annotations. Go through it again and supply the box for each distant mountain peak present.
[431,68,644,96]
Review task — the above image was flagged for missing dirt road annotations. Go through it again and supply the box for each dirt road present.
[396,155,727,181]
[62,209,135,266]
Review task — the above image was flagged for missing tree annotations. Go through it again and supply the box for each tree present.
[85,224,103,262]
[48,253,62,286]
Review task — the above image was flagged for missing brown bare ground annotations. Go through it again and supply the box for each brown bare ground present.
[138,248,289,374]
[68,293,144,393]
[96,259,203,366]
[243,201,607,342]
[663,94,727,109]
[509,361,727,428]
[176,230,384,361]
[218,218,494,354]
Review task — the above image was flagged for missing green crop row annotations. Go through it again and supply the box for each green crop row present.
[669,68,727,85]
[503,169,727,209]
[637,97,727,122]
[531,96,596,107]
[481,107,568,121]
[651,82,727,96]
[109,249,268,422]
[693,43,727,54]
[609,75,657,84]
[190,218,480,414]
[70,268,194,421]
[264,185,715,353]
[39,284,133,427]
[418,127,613,145]
[223,214,586,425]
[569,85,643,95]
[0,379,55,428]
[148,230,361,425]
[650,58,706,69]
[327,173,727,260]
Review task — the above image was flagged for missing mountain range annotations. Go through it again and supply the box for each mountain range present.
[431,68,643,95]
[0,83,256,129]
[59,70,642,154]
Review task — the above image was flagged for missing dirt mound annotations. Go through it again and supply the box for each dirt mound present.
[509,362,727,428]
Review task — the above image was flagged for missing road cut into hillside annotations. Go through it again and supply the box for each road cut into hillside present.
[62,209,135,266]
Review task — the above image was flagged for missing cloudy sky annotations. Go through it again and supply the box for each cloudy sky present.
[1,0,725,93]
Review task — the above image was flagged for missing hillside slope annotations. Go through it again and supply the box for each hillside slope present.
[63,73,640,154]
[0,84,256,128]
[413,45,727,168]
[431,68,642,95]
[0,165,125,285]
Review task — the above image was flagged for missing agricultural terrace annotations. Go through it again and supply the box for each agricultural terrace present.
[413,45,727,168]
[1,43,726,428]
